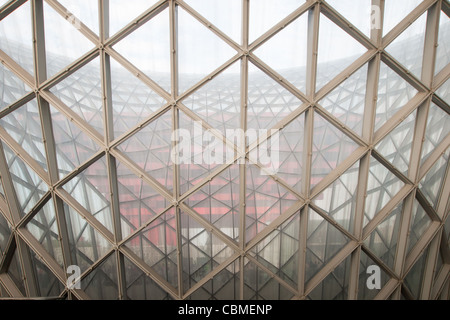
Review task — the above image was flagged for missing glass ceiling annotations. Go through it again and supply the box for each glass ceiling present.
[0,0,449,300]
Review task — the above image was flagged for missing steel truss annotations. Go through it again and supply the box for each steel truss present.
[0,0,448,300]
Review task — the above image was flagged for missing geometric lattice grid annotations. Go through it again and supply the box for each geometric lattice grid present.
[0,0,449,300]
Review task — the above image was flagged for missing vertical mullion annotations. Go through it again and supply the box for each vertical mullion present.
[239,0,249,301]
[420,227,442,299]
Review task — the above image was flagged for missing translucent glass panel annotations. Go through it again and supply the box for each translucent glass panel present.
[185,165,240,241]
[178,7,236,94]
[117,161,170,240]
[0,64,31,112]
[62,157,114,233]
[358,250,390,300]
[8,249,26,296]
[113,8,171,93]
[253,12,308,94]
[82,253,119,300]
[50,105,102,179]
[63,203,112,274]
[306,209,350,282]
[435,11,450,76]
[249,212,300,289]
[110,57,167,139]
[28,247,64,297]
[117,110,174,192]
[383,0,423,36]
[317,14,367,91]
[435,78,449,105]
[43,1,95,78]
[185,0,242,44]
[386,12,427,80]
[247,62,302,138]
[2,143,48,218]
[375,62,418,132]
[245,163,298,243]
[249,0,305,44]
[180,211,235,293]
[327,0,372,37]
[0,211,11,256]
[404,246,429,299]
[0,1,34,75]
[319,64,368,137]
[311,113,359,189]
[182,61,241,137]
[0,99,48,172]
[109,0,159,37]
[313,161,359,233]
[58,0,99,35]
[364,157,404,227]
[50,57,104,135]
[406,199,431,255]
[25,199,64,267]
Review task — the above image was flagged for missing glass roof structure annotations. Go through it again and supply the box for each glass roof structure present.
[0,0,449,300]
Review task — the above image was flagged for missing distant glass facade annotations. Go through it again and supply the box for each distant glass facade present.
[0,0,449,300]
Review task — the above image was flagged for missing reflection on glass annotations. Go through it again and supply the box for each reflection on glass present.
[82,253,119,299]
[0,64,32,112]
[404,246,429,299]
[406,199,431,255]
[28,247,64,297]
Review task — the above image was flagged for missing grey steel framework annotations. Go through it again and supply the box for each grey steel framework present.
[0,0,449,300]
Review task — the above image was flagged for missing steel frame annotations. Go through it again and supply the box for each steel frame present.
[0,0,448,300]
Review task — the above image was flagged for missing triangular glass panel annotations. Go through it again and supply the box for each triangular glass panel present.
[110,56,167,139]
[82,253,119,300]
[364,201,403,270]
[358,250,390,300]
[386,12,427,80]
[8,248,26,296]
[375,109,416,176]
[50,57,104,136]
[187,259,240,300]
[113,7,171,93]
[58,0,99,35]
[313,161,359,233]
[0,99,48,172]
[249,211,300,289]
[375,62,418,132]
[25,198,64,267]
[178,7,236,94]
[0,1,34,75]
[383,0,423,36]
[249,0,305,44]
[0,210,11,256]
[316,14,367,91]
[116,160,170,240]
[178,110,232,195]
[364,157,405,227]
[50,104,102,179]
[108,0,159,38]
[185,164,240,241]
[63,202,112,274]
[253,12,308,94]
[182,61,241,137]
[184,0,242,44]
[319,64,368,137]
[123,254,173,300]
[180,210,235,293]
[420,102,450,166]
[419,149,450,209]
[62,156,114,234]
[306,208,350,283]
[245,163,298,243]
[0,63,32,112]
[307,254,351,300]
[117,110,174,192]
[404,245,430,300]
[435,11,450,76]
[124,208,178,288]
[435,77,449,105]
[273,113,305,194]
[311,112,359,189]
[28,247,64,297]
[43,1,95,78]
[327,0,372,37]
[243,257,295,300]
[406,199,432,255]
[2,142,49,218]
[247,62,303,143]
